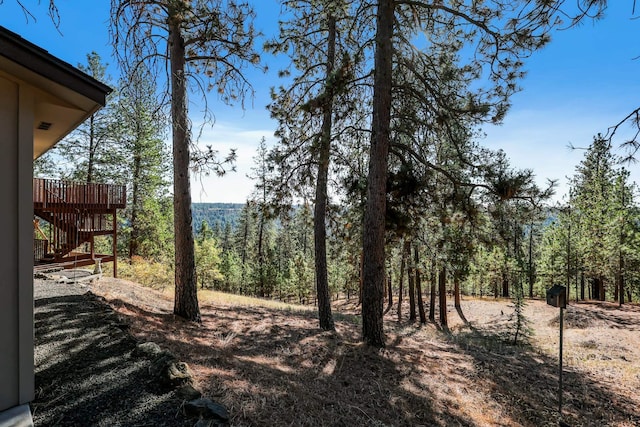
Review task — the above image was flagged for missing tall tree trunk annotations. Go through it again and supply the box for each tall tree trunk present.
[240,204,250,295]
[619,251,625,306]
[454,271,469,324]
[580,270,585,301]
[454,273,461,309]
[619,177,625,306]
[87,114,95,183]
[429,256,436,322]
[257,213,265,297]
[591,277,600,301]
[599,275,605,301]
[619,272,625,306]
[502,273,509,298]
[439,265,448,328]
[169,12,200,322]
[408,251,416,322]
[362,0,394,348]
[528,221,534,298]
[566,210,571,292]
[397,239,406,321]
[384,270,393,314]
[414,245,426,324]
[313,14,337,331]
[358,250,363,306]
[129,153,141,259]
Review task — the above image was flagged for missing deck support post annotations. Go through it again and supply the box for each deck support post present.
[112,207,118,278]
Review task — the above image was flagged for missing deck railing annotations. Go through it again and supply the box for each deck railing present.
[33,238,49,262]
[33,178,126,209]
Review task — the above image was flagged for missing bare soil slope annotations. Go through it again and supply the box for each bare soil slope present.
[91,278,640,427]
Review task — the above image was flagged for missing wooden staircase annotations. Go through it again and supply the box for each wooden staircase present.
[33,178,126,273]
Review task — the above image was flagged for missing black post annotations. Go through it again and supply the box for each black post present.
[559,306,564,417]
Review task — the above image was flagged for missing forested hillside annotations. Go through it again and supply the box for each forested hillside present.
[22,0,640,425]
[32,0,640,342]
[192,203,243,230]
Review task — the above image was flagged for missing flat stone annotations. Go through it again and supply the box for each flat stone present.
[193,420,221,427]
[175,384,202,400]
[193,419,227,427]
[183,398,229,422]
[134,342,163,358]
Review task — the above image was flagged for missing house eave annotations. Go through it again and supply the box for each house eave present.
[0,25,113,159]
[0,25,111,105]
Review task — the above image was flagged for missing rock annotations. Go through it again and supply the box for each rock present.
[148,351,176,375]
[175,384,202,401]
[167,361,193,385]
[183,398,229,423]
[148,352,194,388]
[134,342,163,358]
[193,419,226,427]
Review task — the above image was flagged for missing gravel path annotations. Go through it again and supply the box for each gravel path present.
[32,276,193,427]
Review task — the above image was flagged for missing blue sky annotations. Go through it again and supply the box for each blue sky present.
[2,1,638,203]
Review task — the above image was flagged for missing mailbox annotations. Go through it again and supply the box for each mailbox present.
[546,284,567,309]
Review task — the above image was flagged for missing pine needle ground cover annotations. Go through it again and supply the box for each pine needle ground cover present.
[91,278,640,427]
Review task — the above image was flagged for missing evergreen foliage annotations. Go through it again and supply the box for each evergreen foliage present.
[29,0,640,358]
[537,136,640,303]
[36,52,117,183]
[111,0,264,322]
[192,203,243,231]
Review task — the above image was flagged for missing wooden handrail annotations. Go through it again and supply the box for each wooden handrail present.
[33,178,126,207]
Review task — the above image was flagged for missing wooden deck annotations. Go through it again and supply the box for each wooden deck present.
[33,178,125,275]
[33,253,115,273]
[34,178,126,212]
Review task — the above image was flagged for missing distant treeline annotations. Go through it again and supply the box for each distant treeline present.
[192,203,244,230]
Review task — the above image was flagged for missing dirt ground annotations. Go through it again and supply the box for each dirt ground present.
[90,277,640,427]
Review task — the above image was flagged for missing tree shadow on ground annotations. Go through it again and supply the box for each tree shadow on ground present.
[33,292,193,427]
[447,325,640,427]
[570,302,640,330]
[97,286,640,427]
[109,298,485,426]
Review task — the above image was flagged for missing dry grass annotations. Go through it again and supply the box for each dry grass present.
[91,278,640,427]
[198,289,316,313]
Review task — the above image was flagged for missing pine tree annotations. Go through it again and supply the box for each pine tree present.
[110,65,169,260]
[111,0,262,321]
[572,136,617,300]
[550,136,640,303]
[362,0,565,347]
[248,138,275,297]
[234,201,257,295]
[53,52,116,183]
[266,0,369,330]
[195,226,223,289]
